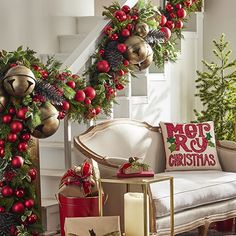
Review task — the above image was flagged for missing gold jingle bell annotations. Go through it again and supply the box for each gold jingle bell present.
[0,85,7,112]
[135,22,149,38]
[3,65,36,97]
[32,102,60,139]
[138,44,154,71]
[125,36,150,65]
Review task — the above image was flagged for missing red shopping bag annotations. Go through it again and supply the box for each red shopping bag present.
[59,193,101,236]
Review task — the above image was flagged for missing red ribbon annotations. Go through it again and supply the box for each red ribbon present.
[61,161,93,195]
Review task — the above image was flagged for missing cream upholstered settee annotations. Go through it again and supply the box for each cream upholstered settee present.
[74,119,236,236]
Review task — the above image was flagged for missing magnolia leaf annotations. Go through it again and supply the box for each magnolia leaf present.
[21,215,27,222]
[62,83,76,100]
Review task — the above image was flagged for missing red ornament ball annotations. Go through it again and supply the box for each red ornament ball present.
[11,156,24,168]
[21,133,31,141]
[75,90,86,102]
[9,107,16,115]
[177,8,187,18]
[12,202,25,214]
[15,189,25,198]
[0,139,5,147]
[160,15,167,27]
[17,142,28,152]
[123,60,129,66]
[165,20,175,30]
[2,114,12,124]
[16,107,28,120]
[160,27,172,39]
[84,97,91,105]
[7,133,17,142]
[126,23,133,31]
[1,186,13,197]
[175,3,182,9]
[66,80,76,89]
[24,199,35,209]
[95,107,101,115]
[28,168,37,181]
[84,86,96,100]
[175,20,184,29]
[27,214,37,224]
[10,120,23,134]
[0,147,4,158]
[97,60,110,73]
[121,29,130,37]
[117,43,127,53]
[121,5,130,13]
[103,25,112,35]
[0,206,5,213]
[61,101,70,111]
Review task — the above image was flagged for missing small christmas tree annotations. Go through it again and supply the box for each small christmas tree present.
[194,34,236,141]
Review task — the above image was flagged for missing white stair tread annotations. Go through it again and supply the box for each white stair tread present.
[41,169,66,177]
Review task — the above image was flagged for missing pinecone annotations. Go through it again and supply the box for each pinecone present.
[0,213,20,235]
[145,29,165,45]
[34,80,63,105]
[104,41,124,71]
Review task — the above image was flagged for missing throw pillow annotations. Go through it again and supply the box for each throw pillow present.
[160,121,222,171]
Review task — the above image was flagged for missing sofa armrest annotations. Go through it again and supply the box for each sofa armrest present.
[217,140,236,172]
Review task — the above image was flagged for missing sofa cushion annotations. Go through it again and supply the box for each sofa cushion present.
[160,121,221,171]
[151,171,236,217]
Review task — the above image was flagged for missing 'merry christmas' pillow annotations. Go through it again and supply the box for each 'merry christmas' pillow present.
[160,121,222,171]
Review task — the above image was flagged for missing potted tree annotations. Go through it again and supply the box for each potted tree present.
[194,34,236,141]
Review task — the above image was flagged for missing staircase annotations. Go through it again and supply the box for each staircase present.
[39,0,204,234]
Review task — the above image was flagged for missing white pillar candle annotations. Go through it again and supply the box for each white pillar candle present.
[124,192,149,236]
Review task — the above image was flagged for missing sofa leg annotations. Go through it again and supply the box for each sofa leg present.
[198,222,210,236]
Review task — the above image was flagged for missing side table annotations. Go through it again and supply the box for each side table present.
[98,175,174,236]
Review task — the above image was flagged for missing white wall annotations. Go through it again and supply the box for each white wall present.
[0,0,94,53]
[204,0,236,62]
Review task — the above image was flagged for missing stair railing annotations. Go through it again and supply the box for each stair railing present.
[61,0,139,169]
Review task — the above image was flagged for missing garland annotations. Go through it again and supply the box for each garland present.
[0,0,201,235]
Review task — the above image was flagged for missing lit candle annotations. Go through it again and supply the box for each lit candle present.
[124,192,149,236]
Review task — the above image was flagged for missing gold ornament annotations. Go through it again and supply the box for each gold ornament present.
[135,23,149,38]
[32,103,59,139]
[125,36,153,70]
[138,44,154,70]
[125,36,150,64]
[3,65,36,97]
[0,85,7,112]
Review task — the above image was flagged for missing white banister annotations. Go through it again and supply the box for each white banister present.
[62,0,138,73]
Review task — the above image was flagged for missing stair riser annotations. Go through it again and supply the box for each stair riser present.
[59,34,86,53]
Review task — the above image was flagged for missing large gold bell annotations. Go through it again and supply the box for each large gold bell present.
[0,85,7,112]
[125,36,149,64]
[135,23,149,38]
[32,102,59,139]
[3,65,36,97]
[138,44,154,70]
